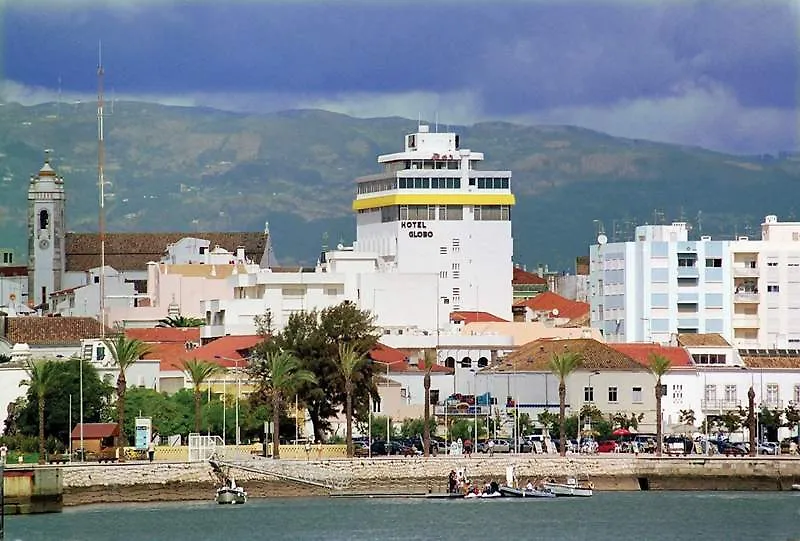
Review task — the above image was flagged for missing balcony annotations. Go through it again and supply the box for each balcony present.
[732,314,760,328]
[733,266,759,278]
[763,399,784,410]
[734,292,759,303]
[677,266,699,278]
[701,399,741,412]
[434,405,492,417]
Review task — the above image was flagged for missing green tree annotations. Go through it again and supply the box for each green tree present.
[449,419,485,442]
[121,388,193,441]
[610,412,645,430]
[721,409,743,434]
[337,343,365,457]
[678,409,696,426]
[785,403,800,437]
[648,353,672,456]
[250,350,316,458]
[420,350,437,457]
[399,417,437,439]
[181,359,225,433]
[157,315,205,328]
[549,351,582,456]
[264,302,380,441]
[12,357,112,444]
[20,359,58,463]
[105,335,152,445]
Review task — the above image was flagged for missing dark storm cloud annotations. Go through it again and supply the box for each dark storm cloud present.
[3,0,796,114]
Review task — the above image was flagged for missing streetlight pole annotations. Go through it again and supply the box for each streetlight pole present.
[471,369,478,445]
[579,371,600,453]
[215,355,252,447]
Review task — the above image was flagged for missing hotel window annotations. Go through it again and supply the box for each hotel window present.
[608,387,618,403]
[474,205,510,221]
[632,387,643,403]
[678,257,696,267]
[584,386,594,402]
[406,205,436,220]
[704,384,716,401]
[724,385,737,402]
[768,285,780,293]
[440,205,463,220]
[672,384,683,403]
[705,258,722,268]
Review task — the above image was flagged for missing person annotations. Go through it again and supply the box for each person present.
[316,440,323,460]
[0,443,7,464]
[448,470,457,494]
[488,439,495,457]
[147,438,155,463]
[305,441,312,461]
[526,480,534,491]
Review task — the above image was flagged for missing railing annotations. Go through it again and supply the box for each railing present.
[734,292,759,303]
[434,405,492,416]
[763,399,784,409]
[701,399,741,411]
[733,267,759,277]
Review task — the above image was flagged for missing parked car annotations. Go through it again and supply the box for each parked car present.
[477,439,511,453]
[370,440,415,456]
[715,440,747,456]
[596,440,618,453]
[353,442,370,457]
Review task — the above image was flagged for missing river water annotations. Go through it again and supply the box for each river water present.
[8,492,800,541]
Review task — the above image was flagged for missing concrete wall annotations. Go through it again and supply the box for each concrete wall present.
[4,465,63,514]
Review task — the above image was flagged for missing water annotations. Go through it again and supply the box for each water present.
[8,492,800,541]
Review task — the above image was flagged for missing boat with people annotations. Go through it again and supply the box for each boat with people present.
[542,476,594,497]
[216,476,248,504]
[499,466,556,499]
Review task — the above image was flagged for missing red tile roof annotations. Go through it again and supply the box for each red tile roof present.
[70,423,120,440]
[126,327,201,344]
[5,316,114,346]
[512,267,548,285]
[368,343,453,373]
[514,291,589,321]
[609,343,693,368]
[189,335,262,367]
[0,266,28,278]
[450,311,508,323]
[497,338,644,372]
[65,232,267,272]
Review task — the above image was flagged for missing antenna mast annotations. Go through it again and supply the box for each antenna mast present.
[97,42,106,336]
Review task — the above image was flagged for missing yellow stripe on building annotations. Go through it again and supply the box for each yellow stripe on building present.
[352,193,516,211]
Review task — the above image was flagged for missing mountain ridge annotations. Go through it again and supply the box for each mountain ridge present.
[0,101,798,269]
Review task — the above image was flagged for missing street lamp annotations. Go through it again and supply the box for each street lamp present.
[739,365,758,456]
[470,369,478,446]
[578,370,600,452]
[370,360,391,449]
[58,354,83,461]
[214,355,249,446]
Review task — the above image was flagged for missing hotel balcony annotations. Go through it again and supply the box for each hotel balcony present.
[701,399,742,412]
[434,405,492,417]
[734,291,759,303]
[763,399,784,410]
[733,266,759,278]
[732,314,760,328]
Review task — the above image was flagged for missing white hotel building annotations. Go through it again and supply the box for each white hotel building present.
[589,215,800,348]
[201,125,515,366]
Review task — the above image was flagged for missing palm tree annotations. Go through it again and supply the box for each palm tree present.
[548,351,582,457]
[181,359,225,433]
[259,350,316,459]
[420,349,437,457]
[337,343,366,458]
[157,315,205,328]
[104,335,152,445]
[20,359,58,464]
[648,353,672,456]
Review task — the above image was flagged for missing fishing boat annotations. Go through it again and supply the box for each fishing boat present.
[791,483,800,491]
[542,477,593,497]
[499,485,556,499]
[216,476,248,504]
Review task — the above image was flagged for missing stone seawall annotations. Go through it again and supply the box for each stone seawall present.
[60,456,800,506]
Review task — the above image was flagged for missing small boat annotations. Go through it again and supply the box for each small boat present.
[216,476,248,504]
[791,484,800,491]
[499,485,556,499]
[542,477,593,498]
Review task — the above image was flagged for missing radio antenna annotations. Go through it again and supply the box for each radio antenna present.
[97,40,107,336]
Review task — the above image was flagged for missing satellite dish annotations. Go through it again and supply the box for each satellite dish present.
[552,309,559,317]
[597,234,608,245]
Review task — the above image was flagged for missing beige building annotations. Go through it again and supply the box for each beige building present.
[481,338,658,433]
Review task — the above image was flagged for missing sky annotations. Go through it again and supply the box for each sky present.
[0,0,798,154]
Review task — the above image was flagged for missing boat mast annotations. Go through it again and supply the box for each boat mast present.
[97,42,106,336]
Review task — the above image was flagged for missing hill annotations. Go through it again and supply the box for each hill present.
[1,101,798,270]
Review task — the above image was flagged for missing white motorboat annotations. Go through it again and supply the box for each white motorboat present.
[542,477,593,497]
[791,484,800,491]
[499,485,556,499]
[216,476,248,504]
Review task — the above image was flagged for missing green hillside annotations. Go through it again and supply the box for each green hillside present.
[0,101,798,269]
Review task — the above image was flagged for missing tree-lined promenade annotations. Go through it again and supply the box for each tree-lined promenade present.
[7,301,799,463]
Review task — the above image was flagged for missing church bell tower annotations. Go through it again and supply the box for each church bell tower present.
[27,151,66,310]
